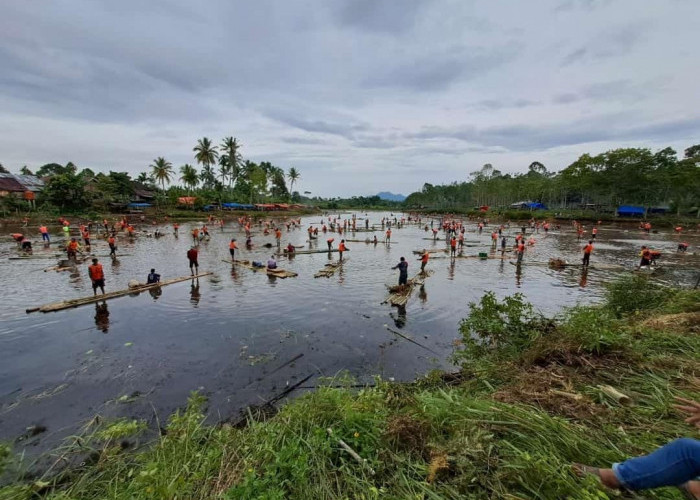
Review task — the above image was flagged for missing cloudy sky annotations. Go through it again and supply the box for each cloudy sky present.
[1,0,698,197]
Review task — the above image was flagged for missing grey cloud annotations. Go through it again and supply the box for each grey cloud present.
[264,110,368,139]
[561,22,648,66]
[332,0,427,34]
[365,44,519,91]
[406,115,700,152]
[280,137,329,145]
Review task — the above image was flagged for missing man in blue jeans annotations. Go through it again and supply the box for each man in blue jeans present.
[575,396,700,498]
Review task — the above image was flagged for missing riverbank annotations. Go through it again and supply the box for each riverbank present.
[0,207,319,227]
[408,207,699,227]
[1,275,698,499]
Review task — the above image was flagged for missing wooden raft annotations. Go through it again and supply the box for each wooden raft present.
[231,259,298,278]
[284,248,341,255]
[314,259,348,278]
[26,273,213,314]
[382,271,433,306]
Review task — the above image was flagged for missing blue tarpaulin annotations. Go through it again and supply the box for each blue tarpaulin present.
[617,205,645,217]
[127,202,152,208]
[526,202,547,210]
[222,202,256,210]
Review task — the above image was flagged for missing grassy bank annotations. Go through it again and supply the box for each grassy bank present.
[1,276,699,499]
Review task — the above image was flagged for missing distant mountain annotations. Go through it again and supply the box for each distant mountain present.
[377,192,406,202]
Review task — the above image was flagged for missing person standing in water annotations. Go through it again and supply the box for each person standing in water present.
[88,258,105,296]
[392,256,409,286]
[229,238,238,261]
[187,246,199,275]
[327,237,334,252]
[338,239,347,260]
[385,228,392,244]
[147,268,161,284]
[419,249,429,273]
[582,240,593,267]
[39,225,50,243]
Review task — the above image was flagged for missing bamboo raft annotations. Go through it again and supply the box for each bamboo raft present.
[26,273,213,313]
[284,248,341,255]
[314,259,348,278]
[382,271,433,306]
[229,260,298,278]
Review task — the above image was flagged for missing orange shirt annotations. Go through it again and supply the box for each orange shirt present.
[450,238,457,248]
[108,237,115,245]
[339,242,346,251]
[88,264,104,281]
[192,228,199,237]
[583,244,593,254]
[82,230,90,239]
[67,241,79,251]
[39,226,48,234]
[229,241,238,250]
[275,229,282,239]
[421,253,429,263]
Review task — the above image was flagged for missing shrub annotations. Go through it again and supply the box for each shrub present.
[454,292,544,364]
[605,275,669,317]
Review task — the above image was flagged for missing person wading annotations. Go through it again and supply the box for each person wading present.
[582,240,593,267]
[88,258,105,296]
[187,246,199,275]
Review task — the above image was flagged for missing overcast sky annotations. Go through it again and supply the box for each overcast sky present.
[1,0,698,197]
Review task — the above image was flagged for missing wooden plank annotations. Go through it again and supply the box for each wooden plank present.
[26,273,213,314]
[226,260,298,278]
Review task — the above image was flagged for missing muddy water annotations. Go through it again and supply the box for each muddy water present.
[0,213,698,456]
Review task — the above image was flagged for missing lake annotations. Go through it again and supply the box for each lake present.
[1,212,697,458]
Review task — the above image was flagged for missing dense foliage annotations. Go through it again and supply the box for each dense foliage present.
[405,145,700,215]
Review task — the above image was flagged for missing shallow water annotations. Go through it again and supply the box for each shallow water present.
[1,213,698,455]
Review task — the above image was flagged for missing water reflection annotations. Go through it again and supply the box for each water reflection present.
[515,263,523,287]
[579,269,589,288]
[149,287,163,300]
[94,302,109,333]
[418,285,427,304]
[391,304,407,328]
[190,279,200,306]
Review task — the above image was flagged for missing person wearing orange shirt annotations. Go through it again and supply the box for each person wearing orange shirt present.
[639,246,652,268]
[229,238,238,261]
[450,236,457,257]
[338,239,347,260]
[418,249,430,272]
[275,228,282,246]
[173,223,179,236]
[108,234,117,257]
[88,258,105,295]
[516,241,526,264]
[82,229,91,248]
[66,238,80,260]
[582,240,593,267]
[39,225,50,242]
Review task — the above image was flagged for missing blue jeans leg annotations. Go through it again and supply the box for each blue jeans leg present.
[613,438,700,490]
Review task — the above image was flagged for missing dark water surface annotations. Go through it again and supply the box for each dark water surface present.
[1,212,698,456]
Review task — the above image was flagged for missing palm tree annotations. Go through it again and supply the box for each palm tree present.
[220,137,242,189]
[193,138,218,189]
[180,164,199,194]
[288,167,300,197]
[150,157,173,191]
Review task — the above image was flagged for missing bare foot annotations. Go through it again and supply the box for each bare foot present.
[572,464,621,489]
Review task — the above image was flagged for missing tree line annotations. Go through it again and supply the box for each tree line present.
[3,137,303,211]
[404,145,700,216]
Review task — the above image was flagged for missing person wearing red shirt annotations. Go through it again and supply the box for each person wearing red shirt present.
[187,247,199,275]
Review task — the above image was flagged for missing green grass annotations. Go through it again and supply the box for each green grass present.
[1,282,698,499]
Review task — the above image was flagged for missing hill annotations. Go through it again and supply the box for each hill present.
[376,191,405,202]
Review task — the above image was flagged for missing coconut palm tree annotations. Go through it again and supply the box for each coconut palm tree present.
[193,137,219,189]
[180,164,199,194]
[288,167,300,197]
[220,137,242,189]
[150,157,173,191]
